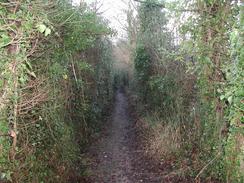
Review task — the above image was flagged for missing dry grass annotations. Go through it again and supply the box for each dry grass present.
[135,112,183,161]
[147,123,182,159]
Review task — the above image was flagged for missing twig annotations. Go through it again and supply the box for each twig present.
[71,57,78,83]
[0,133,10,137]
[27,38,39,57]
[195,153,220,180]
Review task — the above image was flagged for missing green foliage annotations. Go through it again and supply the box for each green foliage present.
[223,3,244,181]
[0,0,115,182]
[134,0,173,105]
[132,0,243,182]
[37,24,51,36]
[134,46,151,84]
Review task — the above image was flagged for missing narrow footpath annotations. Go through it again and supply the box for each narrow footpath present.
[86,89,188,183]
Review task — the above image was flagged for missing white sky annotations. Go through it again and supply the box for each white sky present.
[74,0,129,38]
[73,0,182,42]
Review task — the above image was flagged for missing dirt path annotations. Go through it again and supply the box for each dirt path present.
[86,89,182,183]
[88,89,134,182]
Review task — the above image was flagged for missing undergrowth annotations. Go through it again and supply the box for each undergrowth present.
[130,0,244,182]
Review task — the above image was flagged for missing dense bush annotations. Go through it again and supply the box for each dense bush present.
[132,0,243,182]
[0,0,115,182]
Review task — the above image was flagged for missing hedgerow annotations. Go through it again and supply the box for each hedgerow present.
[0,0,114,182]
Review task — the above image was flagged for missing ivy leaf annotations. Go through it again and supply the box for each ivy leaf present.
[44,28,51,36]
[37,24,47,33]
[35,124,40,128]
[217,88,222,93]
[63,74,68,80]
[37,24,51,36]
[1,171,12,181]
[220,95,225,100]
[228,96,233,104]
[0,34,11,48]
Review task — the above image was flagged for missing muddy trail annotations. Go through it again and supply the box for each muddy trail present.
[85,89,189,183]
